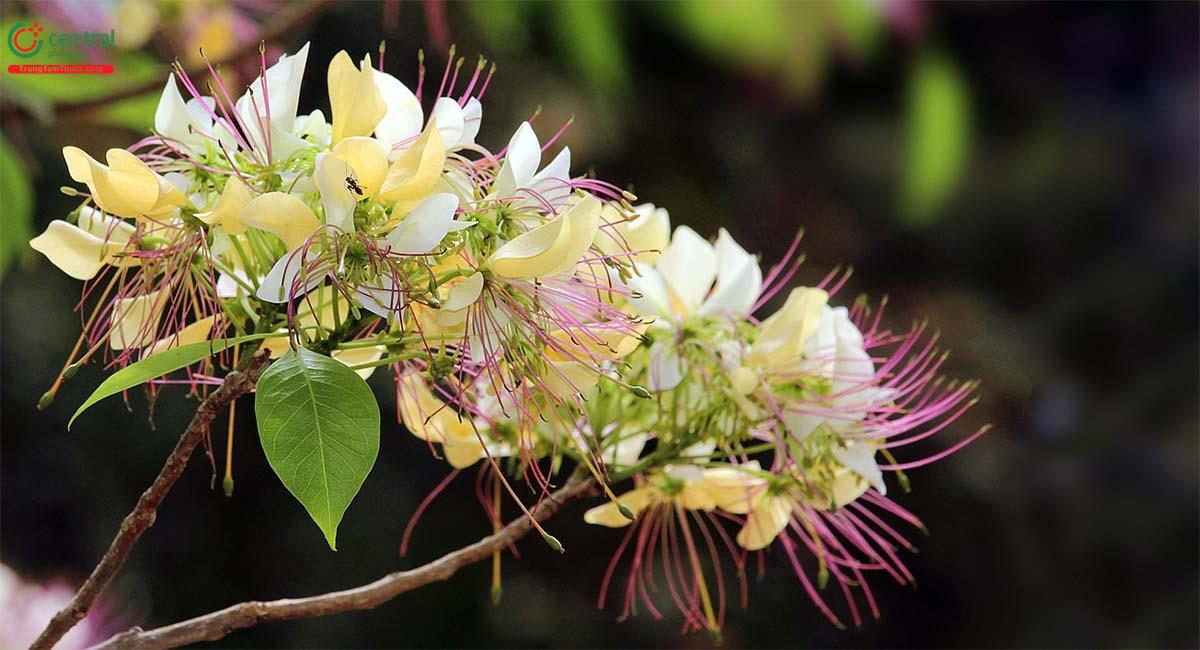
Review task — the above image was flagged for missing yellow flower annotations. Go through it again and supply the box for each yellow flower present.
[540,323,647,398]
[584,462,760,528]
[109,291,164,350]
[238,192,319,250]
[397,372,489,468]
[196,176,252,235]
[379,120,446,214]
[734,441,886,550]
[327,51,387,144]
[487,196,600,280]
[583,486,656,527]
[143,315,217,356]
[331,137,388,197]
[597,203,671,265]
[735,494,794,551]
[744,286,828,371]
[62,147,186,220]
[331,345,386,380]
[29,207,139,280]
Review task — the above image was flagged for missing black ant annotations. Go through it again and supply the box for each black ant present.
[345,175,364,196]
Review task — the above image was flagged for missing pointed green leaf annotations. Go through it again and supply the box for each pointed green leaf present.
[255,347,380,550]
[69,333,279,428]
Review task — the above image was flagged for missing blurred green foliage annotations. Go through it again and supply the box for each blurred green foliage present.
[0,136,34,276]
[901,51,971,225]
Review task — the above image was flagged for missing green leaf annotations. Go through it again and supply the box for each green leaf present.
[97,91,161,131]
[255,347,380,550]
[0,136,34,277]
[901,50,972,226]
[69,333,278,428]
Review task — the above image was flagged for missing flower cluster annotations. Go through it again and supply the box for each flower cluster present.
[30,44,985,634]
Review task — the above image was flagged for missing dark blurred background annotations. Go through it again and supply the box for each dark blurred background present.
[2,1,1197,648]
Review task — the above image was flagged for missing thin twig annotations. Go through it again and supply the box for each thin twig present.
[31,351,272,650]
[90,476,599,650]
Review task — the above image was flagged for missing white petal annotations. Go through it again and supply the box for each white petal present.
[460,97,482,147]
[657,226,716,315]
[429,97,465,150]
[256,249,322,303]
[356,275,401,318]
[154,74,199,148]
[603,432,649,467]
[387,193,460,254]
[372,69,424,150]
[833,441,886,496]
[624,266,672,320]
[442,272,484,311]
[235,42,310,152]
[699,228,762,317]
[315,152,357,233]
[492,122,540,197]
[216,267,251,298]
[77,206,135,243]
[647,340,684,392]
[521,146,572,210]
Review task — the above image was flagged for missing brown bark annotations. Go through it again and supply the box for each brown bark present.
[31,351,271,649]
[90,477,598,650]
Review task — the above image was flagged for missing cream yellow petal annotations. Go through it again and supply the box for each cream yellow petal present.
[101,149,164,217]
[487,196,600,279]
[487,213,572,279]
[441,272,484,311]
[749,286,829,369]
[598,202,670,265]
[736,494,794,551]
[260,331,292,359]
[78,209,135,252]
[700,464,766,515]
[109,291,164,350]
[63,147,148,218]
[583,487,654,527]
[196,175,252,235]
[331,345,386,380]
[730,366,758,396]
[143,315,217,356]
[332,136,388,197]
[827,469,871,510]
[442,434,485,468]
[239,192,319,250]
[546,195,601,277]
[397,372,468,443]
[30,220,112,280]
[328,51,387,143]
[541,359,602,398]
[676,481,718,511]
[379,121,446,212]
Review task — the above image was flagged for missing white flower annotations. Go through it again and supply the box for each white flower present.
[627,226,762,322]
[234,42,311,159]
[373,71,482,157]
[626,226,762,391]
[491,122,572,209]
[782,305,893,438]
[154,74,234,154]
